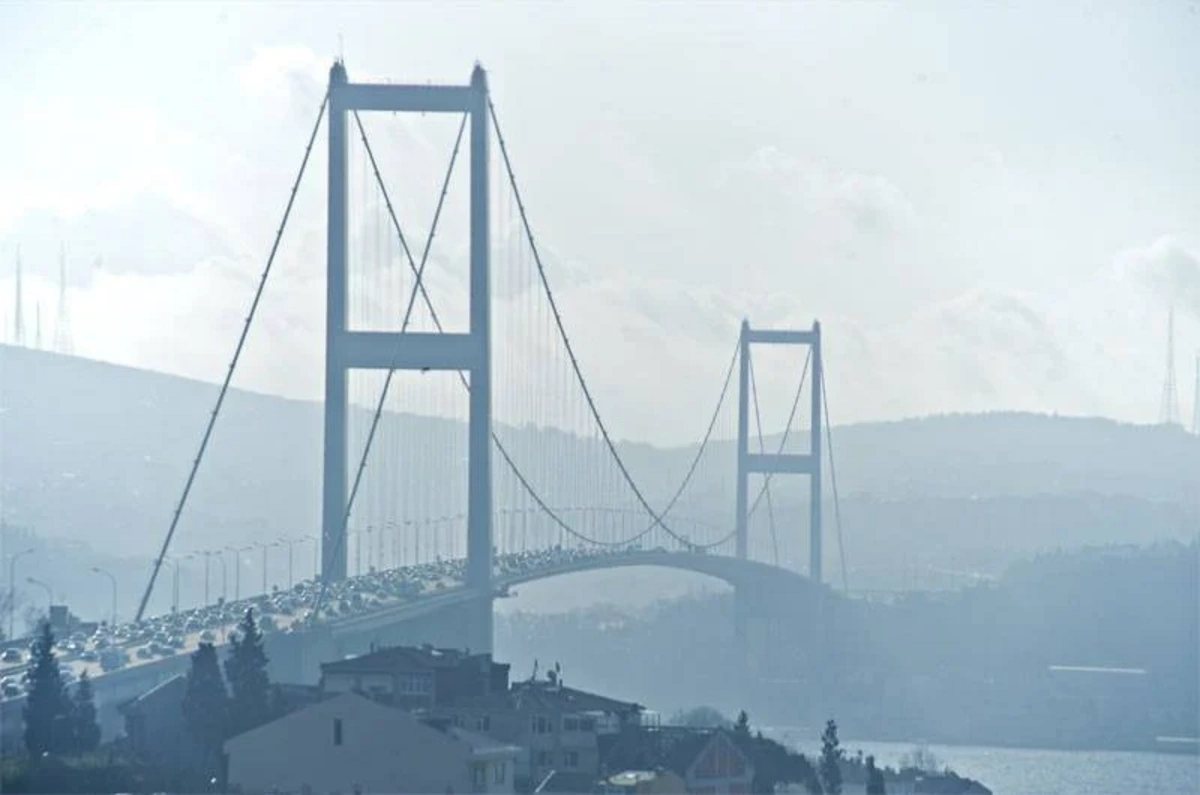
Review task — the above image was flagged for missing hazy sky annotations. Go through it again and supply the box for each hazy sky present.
[1,1,1198,444]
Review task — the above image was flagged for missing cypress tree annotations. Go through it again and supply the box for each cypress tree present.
[224,608,271,735]
[70,671,101,753]
[182,641,229,773]
[23,619,71,755]
[819,719,843,795]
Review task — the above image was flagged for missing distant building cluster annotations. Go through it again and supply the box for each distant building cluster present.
[120,643,757,794]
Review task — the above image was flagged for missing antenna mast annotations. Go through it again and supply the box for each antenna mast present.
[1159,307,1181,426]
[13,247,23,346]
[1192,354,1200,436]
[54,242,74,354]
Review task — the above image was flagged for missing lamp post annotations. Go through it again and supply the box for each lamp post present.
[255,541,281,594]
[366,524,375,573]
[26,577,53,623]
[211,550,228,603]
[90,567,118,626]
[226,546,252,602]
[280,537,310,589]
[6,547,34,639]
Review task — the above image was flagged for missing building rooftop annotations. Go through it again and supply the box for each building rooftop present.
[321,644,487,675]
[510,680,643,715]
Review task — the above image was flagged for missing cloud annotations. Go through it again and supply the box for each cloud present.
[1110,236,1200,317]
[4,230,1198,445]
[741,146,919,240]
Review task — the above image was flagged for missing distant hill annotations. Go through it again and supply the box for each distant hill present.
[1,344,1196,580]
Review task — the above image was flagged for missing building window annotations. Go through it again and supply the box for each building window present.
[532,715,554,734]
[476,715,491,732]
[333,718,343,746]
[536,751,553,767]
[472,763,487,792]
[563,716,579,732]
[493,761,506,784]
[564,751,579,769]
[580,717,596,732]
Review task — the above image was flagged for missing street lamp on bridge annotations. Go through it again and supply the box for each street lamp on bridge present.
[90,567,118,626]
[227,546,253,602]
[254,541,281,595]
[25,577,53,616]
[6,546,34,639]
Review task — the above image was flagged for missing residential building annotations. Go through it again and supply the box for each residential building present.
[601,727,755,795]
[320,644,510,710]
[434,672,644,789]
[224,691,521,795]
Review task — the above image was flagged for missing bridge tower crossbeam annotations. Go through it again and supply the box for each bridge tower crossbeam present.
[736,320,823,582]
[322,62,493,650]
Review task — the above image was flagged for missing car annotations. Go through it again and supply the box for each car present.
[80,650,98,662]
[199,630,215,642]
[1,682,21,698]
[1,648,21,663]
[135,647,152,659]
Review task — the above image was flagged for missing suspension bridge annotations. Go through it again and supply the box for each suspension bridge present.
[135,59,849,652]
[2,61,853,739]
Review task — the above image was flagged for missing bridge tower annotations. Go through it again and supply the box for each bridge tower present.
[735,320,822,637]
[322,62,494,651]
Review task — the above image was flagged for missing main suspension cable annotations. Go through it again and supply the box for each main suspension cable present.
[490,99,715,550]
[136,90,328,623]
[332,112,648,572]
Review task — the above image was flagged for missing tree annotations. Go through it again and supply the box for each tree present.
[740,729,819,795]
[182,641,229,773]
[23,619,71,755]
[670,706,731,729]
[69,671,101,753]
[734,709,751,738]
[866,755,886,795]
[224,608,272,736]
[819,719,843,795]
